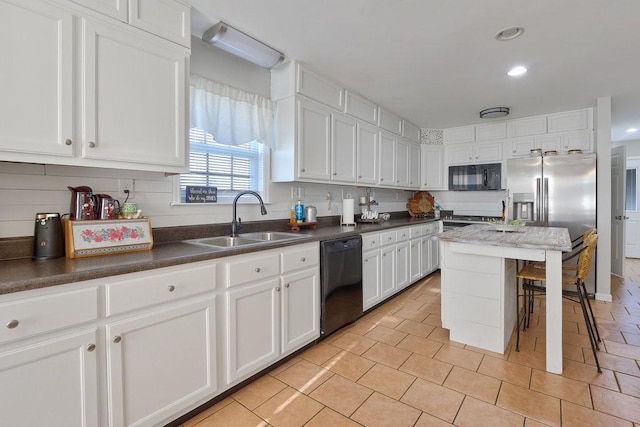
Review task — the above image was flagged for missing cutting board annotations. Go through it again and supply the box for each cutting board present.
[406,191,435,216]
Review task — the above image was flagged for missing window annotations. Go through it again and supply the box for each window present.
[627,168,637,212]
[179,127,264,202]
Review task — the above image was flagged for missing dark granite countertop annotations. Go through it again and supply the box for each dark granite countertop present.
[0,216,438,295]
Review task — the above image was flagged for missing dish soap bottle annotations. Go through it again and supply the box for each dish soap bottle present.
[295,199,304,223]
[434,203,440,219]
[290,202,296,224]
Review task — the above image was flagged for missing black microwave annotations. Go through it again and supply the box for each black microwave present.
[448,163,502,191]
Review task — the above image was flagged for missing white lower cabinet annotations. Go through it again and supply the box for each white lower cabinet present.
[221,242,320,386]
[106,296,217,427]
[226,278,280,384]
[0,329,99,427]
[362,222,441,310]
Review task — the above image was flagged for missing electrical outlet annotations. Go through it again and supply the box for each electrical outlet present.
[118,179,134,198]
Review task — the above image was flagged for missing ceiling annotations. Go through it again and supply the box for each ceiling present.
[189,0,640,142]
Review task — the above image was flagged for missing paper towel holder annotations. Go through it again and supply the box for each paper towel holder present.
[341,195,356,226]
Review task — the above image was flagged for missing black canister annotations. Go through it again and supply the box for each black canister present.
[32,213,65,260]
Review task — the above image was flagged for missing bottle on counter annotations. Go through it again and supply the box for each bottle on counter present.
[434,203,441,219]
[290,202,296,224]
[295,199,304,223]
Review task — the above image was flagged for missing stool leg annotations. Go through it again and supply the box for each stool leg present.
[581,282,602,343]
[576,282,602,373]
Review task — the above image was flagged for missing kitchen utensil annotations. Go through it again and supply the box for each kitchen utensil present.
[96,194,121,219]
[32,213,65,260]
[305,205,317,222]
[68,186,97,220]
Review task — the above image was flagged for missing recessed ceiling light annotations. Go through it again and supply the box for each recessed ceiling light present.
[507,66,528,77]
[495,26,525,41]
[626,128,638,133]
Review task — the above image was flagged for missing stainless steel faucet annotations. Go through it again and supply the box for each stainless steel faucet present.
[231,191,267,236]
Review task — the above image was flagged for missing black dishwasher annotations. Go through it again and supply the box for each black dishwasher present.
[320,236,363,337]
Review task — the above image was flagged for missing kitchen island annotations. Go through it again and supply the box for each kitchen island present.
[436,224,571,374]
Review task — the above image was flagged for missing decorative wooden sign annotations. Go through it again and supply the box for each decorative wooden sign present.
[186,186,218,203]
[64,218,153,258]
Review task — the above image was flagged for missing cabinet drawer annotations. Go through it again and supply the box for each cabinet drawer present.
[380,230,397,246]
[410,226,424,239]
[362,233,380,250]
[0,287,98,344]
[225,252,281,287]
[129,0,191,48]
[444,126,475,144]
[476,122,506,141]
[396,228,410,241]
[282,243,319,273]
[510,116,547,137]
[105,262,216,316]
[296,65,344,110]
[345,90,378,124]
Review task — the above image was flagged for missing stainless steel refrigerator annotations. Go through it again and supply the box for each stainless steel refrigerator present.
[507,153,597,293]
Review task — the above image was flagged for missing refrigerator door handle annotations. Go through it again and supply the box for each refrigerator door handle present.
[543,178,549,227]
[535,177,542,224]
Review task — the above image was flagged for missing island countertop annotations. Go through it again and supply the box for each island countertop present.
[436,224,572,252]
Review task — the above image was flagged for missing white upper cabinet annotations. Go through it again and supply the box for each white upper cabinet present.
[378,130,396,186]
[0,0,190,173]
[68,0,127,21]
[443,125,475,144]
[0,0,74,158]
[547,109,591,133]
[331,113,358,183]
[403,120,421,143]
[475,122,507,141]
[345,90,378,125]
[129,0,191,48]
[272,62,344,110]
[81,18,187,169]
[421,144,445,190]
[379,108,403,135]
[408,142,421,189]
[356,122,379,185]
[395,138,410,187]
[509,115,547,137]
[296,98,333,181]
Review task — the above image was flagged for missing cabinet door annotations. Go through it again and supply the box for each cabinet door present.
[68,0,127,21]
[537,135,562,153]
[510,137,535,158]
[395,139,410,187]
[421,237,431,275]
[563,131,593,152]
[380,245,396,298]
[81,18,188,169]
[409,238,422,282]
[356,122,379,184]
[106,297,217,427]
[0,329,98,427]
[396,241,409,290]
[379,131,396,186]
[421,145,445,190]
[331,113,357,183]
[475,141,503,162]
[296,98,332,181]
[281,269,319,354]
[226,279,280,384]
[409,143,421,188]
[0,0,74,158]
[447,142,475,165]
[429,239,440,270]
[362,250,381,310]
[547,109,589,133]
[129,0,191,48]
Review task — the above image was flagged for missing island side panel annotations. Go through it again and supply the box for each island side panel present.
[441,241,516,353]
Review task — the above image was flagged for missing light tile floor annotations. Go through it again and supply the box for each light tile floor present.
[180,260,640,426]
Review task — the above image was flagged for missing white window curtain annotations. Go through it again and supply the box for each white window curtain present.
[189,74,275,148]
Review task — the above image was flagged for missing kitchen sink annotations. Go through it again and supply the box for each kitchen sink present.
[185,232,306,248]
[241,231,306,241]
[187,236,264,247]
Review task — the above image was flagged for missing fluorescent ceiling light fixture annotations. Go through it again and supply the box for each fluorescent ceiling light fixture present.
[626,127,638,133]
[480,107,510,119]
[202,22,284,68]
[507,66,528,77]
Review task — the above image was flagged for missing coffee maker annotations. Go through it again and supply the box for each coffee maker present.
[32,213,65,260]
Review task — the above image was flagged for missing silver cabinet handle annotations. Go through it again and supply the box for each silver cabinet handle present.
[285,283,290,288]
[255,267,261,273]
[88,141,96,148]
[380,178,384,181]
[300,257,306,262]
[168,285,175,292]
[64,138,72,146]
[333,172,337,175]
[113,335,122,344]
[358,175,362,178]
[275,287,280,291]
[87,344,96,352]
[300,168,305,172]
[6,319,19,329]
